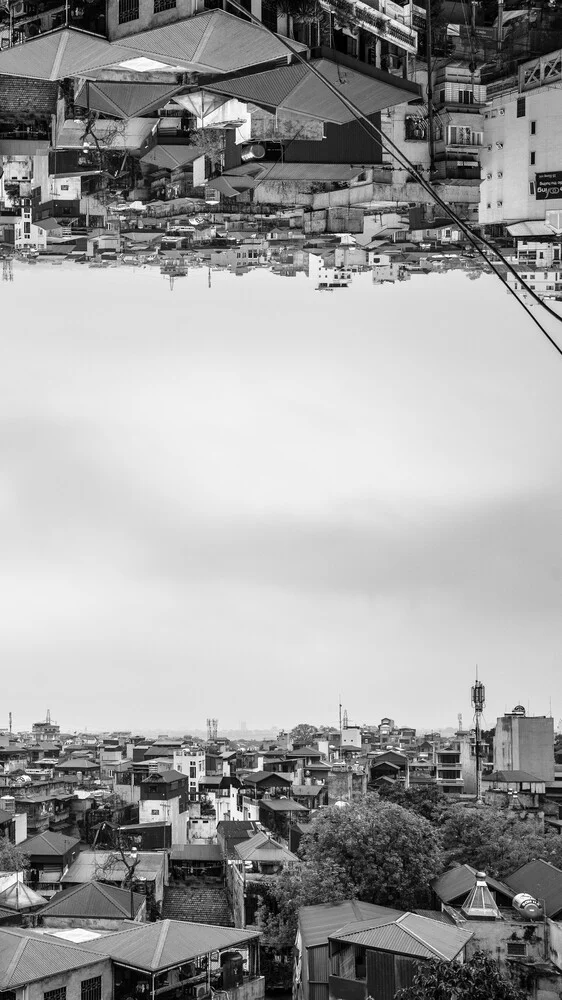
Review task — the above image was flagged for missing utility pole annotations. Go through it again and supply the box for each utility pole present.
[471,671,485,804]
[497,0,504,54]
[426,0,436,176]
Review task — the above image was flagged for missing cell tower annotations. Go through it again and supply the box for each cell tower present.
[471,673,485,804]
[206,718,218,741]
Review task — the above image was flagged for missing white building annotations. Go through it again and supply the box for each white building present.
[173,747,206,800]
[14,205,47,251]
[507,267,562,299]
[308,253,352,290]
[515,239,562,268]
[479,49,562,225]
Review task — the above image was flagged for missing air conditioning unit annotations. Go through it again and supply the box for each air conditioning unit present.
[499,108,505,115]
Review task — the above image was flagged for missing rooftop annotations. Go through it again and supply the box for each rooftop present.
[505,859,562,917]
[431,864,514,905]
[235,831,298,864]
[62,851,165,885]
[299,900,400,949]
[21,831,80,858]
[330,912,472,960]
[38,881,145,920]
[0,927,104,990]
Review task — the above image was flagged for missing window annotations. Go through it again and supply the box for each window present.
[154,0,176,11]
[81,978,101,1000]
[529,181,535,195]
[516,96,526,117]
[24,222,30,234]
[405,115,428,141]
[151,809,159,815]
[530,151,535,165]
[507,942,527,957]
[118,0,139,22]
[189,766,196,778]
[459,89,474,104]
[45,990,66,1000]
[530,120,536,135]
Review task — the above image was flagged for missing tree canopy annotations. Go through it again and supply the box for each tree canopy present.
[289,723,318,745]
[396,951,526,1000]
[441,806,562,878]
[0,833,29,872]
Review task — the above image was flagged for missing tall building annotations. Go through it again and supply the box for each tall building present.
[32,710,60,743]
[494,706,555,782]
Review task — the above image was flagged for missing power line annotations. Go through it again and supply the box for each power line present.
[217,3,562,354]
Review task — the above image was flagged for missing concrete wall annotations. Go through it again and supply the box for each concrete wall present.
[26,959,112,1000]
[479,83,562,225]
[139,796,189,845]
[107,0,196,40]
[462,915,546,971]
[494,715,555,782]
[548,919,562,972]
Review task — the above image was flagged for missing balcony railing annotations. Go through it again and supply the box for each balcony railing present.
[322,0,417,52]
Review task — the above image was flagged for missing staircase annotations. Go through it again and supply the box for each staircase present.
[162,880,234,926]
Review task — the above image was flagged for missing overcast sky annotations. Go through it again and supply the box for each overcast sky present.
[1,264,562,735]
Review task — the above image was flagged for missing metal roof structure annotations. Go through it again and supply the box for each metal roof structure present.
[484,770,541,783]
[56,119,157,151]
[140,770,185,783]
[79,919,260,970]
[22,831,80,858]
[38,881,145,919]
[0,29,132,80]
[259,798,308,812]
[460,875,502,920]
[0,882,47,911]
[170,845,223,861]
[242,771,293,785]
[61,851,165,885]
[74,81,183,119]
[140,145,204,170]
[235,831,298,864]
[205,51,420,125]
[299,901,402,950]
[506,859,562,917]
[330,912,472,960]
[431,864,514,905]
[0,927,105,990]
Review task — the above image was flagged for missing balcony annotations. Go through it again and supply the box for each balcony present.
[323,0,418,53]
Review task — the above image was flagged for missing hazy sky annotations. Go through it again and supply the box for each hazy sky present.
[2,263,562,735]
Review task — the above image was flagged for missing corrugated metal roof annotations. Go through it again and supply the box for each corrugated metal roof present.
[431,864,514,905]
[75,81,182,119]
[115,11,305,74]
[170,845,223,861]
[330,912,472,960]
[79,919,260,970]
[0,28,133,80]
[235,831,297,863]
[259,798,308,811]
[140,145,204,169]
[243,771,292,784]
[485,770,540,783]
[506,859,562,917]
[0,928,105,989]
[38,881,145,919]
[22,831,80,858]
[62,851,165,884]
[300,902,399,949]
[57,118,156,151]
[207,54,420,125]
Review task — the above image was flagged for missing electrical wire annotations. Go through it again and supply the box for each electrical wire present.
[214,1,562,353]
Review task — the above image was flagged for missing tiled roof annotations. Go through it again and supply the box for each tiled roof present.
[38,881,145,919]
[330,912,472,960]
[0,75,58,119]
[162,885,233,926]
[506,859,562,917]
[0,927,104,990]
[22,831,80,857]
[79,919,258,970]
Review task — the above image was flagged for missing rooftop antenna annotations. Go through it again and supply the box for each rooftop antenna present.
[8,712,12,734]
[471,670,485,804]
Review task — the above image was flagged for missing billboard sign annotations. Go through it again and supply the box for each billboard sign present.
[536,171,562,200]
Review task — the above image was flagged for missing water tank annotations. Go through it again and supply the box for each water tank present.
[512,892,543,920]
[241,144,265,162]
[512,705,526,716]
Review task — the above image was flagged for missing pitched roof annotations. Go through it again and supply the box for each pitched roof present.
[259,798,308,812]
[506,859,562,917]
[0,927,105,989]
[75,80,183,119]
[38,881,145,919]
[0,28,132,80]
[22,831,80,857]
[0,75,58,119]
[61,851,165,885]
[242,771,293,785]
[205,51,420,125]
[140,145,204,170]
[79,919,260,970]
[112,11,306,74]
[0,882,47,911]
[485,770,541,783]
[460,876,502,920]
[235,831,298,864]
[431,864,514,905]
[141,769,185,783]
[57,758,99,769]
[300,901,402,949]
[330,912,472,960]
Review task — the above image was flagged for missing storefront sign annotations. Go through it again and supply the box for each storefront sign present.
[536,171,562,200]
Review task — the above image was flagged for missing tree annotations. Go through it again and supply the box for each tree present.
[300,798,444,910]
[395,950,526,1000]
[0,833,29,872]
[290,723,318,746]
[258,858,349,948]
[375,782,452,826]
[442,807,562,879]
